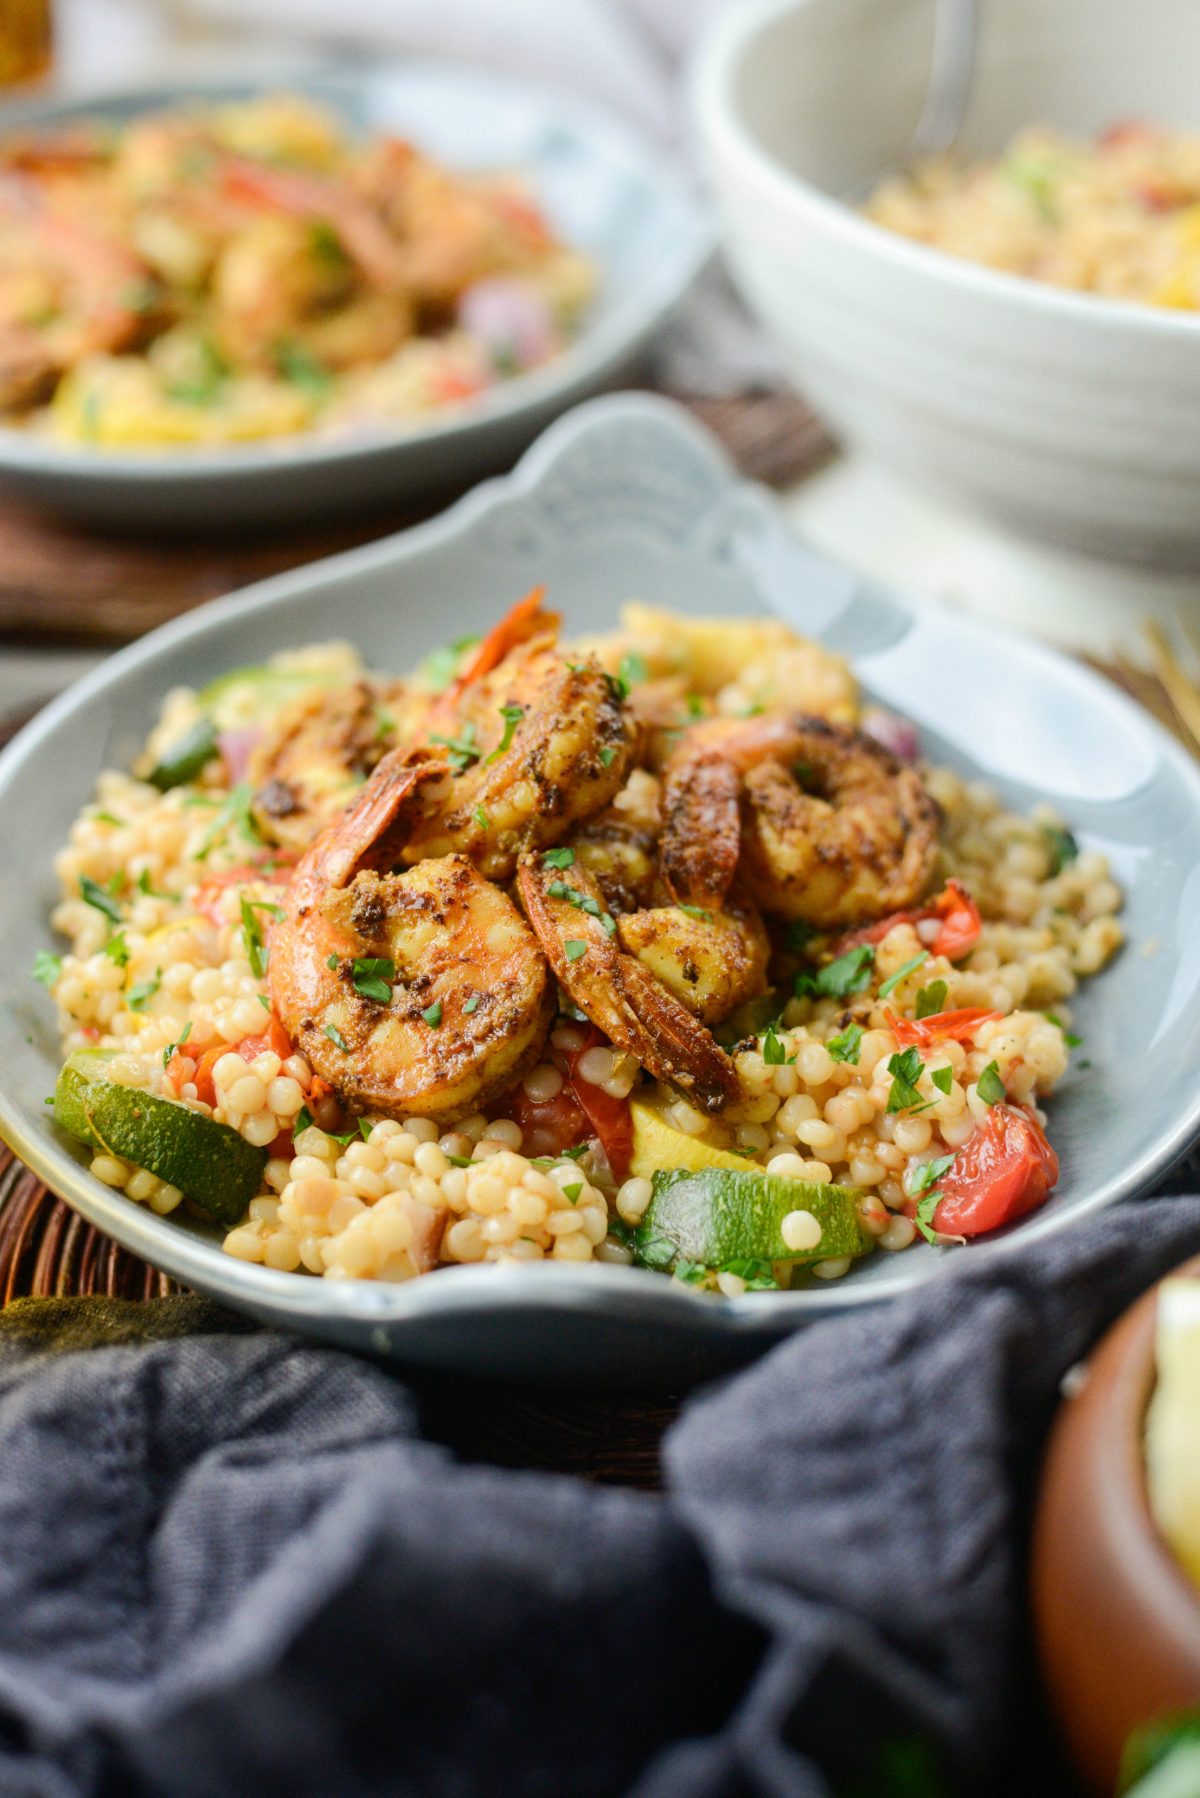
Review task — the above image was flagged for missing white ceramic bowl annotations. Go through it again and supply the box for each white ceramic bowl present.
[693,0,1200,568]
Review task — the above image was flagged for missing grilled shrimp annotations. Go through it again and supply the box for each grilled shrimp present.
[403,634,636,880]
[247,678,400,853]
[269,753,554,1121]
[569,809,769,1027]
[518,855,740,1113]
[661,715,939,929]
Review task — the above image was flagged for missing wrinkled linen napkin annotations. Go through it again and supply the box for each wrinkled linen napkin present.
[1,1193,1199,1797]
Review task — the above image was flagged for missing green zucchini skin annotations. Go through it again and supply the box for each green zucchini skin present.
[54,1052,265,1228]
[633,1167,869,1274]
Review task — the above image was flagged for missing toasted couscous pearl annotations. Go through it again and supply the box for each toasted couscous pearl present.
[781,1208,822,1253]
[90,1154,130,1187]
[616,1176,653,1223]
[812,1256,852,1280]
[523,1063,564,1102]
[880,1215,918,1252]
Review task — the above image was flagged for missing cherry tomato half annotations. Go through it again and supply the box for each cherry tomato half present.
[930,1105,1059,1238]
[834,880,982,964]
[886,1006,1001,1049]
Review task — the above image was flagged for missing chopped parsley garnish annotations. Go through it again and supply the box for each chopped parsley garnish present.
[80,873,123,924]
[472,806,490,830]
[419,634,480,693]
[103,931,130,968]
[614,651,648,699]
[196,783,262,859]
[607,1218,635,1249]
[162,1021,192,1068]
[1043,823,1079,877]
[126,971,161,1012]
[257,994,271,1009]
[273,337,332,397]
[93,811,125,827]
[562,1182,583,1204]
[795,943,875,1002]
[374,709,395,741]
[325,1024,350,1053]
[463,993,481,1015]
[486,704,524,764]
[677,903,711,921]
[786,920,816,955]
[421,1000,443,1027]
[430,719,480,774]
[293,1105,314,1137]
[827,1022,864,1065]
[147,717,219,791]
[542,847,575,869]
[885,1046,929,1114]
[877,952,928,999]
[685,693,706,720]
[673,1259,709,1287]
[1046,1012,1082,1047]
[352,956,395,1005]
[905,1153,956,1242]
[931,1066,953,1095]
[915,980,948,1020]
[976,1061,1006,1105]
[239,897,283,980]
[564,939,588,962]
[598,746,617,767]
[721,1257,779,1290]
[761,1021,795,1066]
[446,1153,475,1168]
[326,953,339,970]
[546,880,616,935]
[136,869,173,900]
[32,950,62,988]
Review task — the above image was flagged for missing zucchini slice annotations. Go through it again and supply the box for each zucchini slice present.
[634,1167,869,1276]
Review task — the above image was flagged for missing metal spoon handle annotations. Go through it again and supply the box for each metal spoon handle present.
[910,0,981,161]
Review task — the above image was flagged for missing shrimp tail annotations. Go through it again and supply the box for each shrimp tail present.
[456,585,557,689]
[309,751,448,890]
[518,855,741,1114]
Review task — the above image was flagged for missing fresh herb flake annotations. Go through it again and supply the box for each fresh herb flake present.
[463,993,481,1015]
[126,971,161,1012]
[677,903,712,921]
[421,1000,443,1027]
[795,943,875,1002]
[761,1021,795,1066]
[352,956,395,1005]
[324,1024,350,1053]
[885,1046,929,1114]
[542,847,575,869]
[32,950,62,988]
[1043,823,1079,877]
[931,1065,953,1095]
[80,873,123,924]
[878,952,929,999]
[916,980,948,1020]
[977,1061,1006,1105]
[598,746,617,767]
[827,1021,864,1065]
[562,1182,583,1204]
[564,939,588,962]
[293,1105,314,1137]
[486,704,524,764]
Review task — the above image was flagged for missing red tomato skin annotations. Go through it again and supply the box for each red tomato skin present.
[832,881,981,964]
[932,1105,1059,1237]
[886,1006,1001,1048]
[506,1083,589,1160]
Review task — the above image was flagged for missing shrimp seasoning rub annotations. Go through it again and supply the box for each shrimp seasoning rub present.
[40,599,1123,1289]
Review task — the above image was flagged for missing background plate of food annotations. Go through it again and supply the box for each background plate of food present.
[2,393,1200,1385]
[0,69,709,528]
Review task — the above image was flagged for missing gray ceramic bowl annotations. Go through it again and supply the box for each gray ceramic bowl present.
[0,68,710,530]
[2,393,1199,1385]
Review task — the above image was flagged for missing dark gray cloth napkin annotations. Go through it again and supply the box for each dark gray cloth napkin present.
[1,1194,1199,1798]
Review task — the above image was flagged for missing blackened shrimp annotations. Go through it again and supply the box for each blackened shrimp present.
[268,752,554,1121]
[517,854,741,1114]
[660,714,940,929]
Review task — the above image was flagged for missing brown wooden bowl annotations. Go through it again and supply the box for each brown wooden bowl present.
[1032,1255,1200,1793]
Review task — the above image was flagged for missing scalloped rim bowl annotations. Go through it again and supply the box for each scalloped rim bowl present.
[3,393,1200,1382]
[0,68,711,529]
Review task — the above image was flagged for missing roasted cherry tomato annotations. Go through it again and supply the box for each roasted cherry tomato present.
[506,1082,589,1160]
[834,880,982,964]
[886,1006,1001,1048]
[930,1105,1059,1238]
